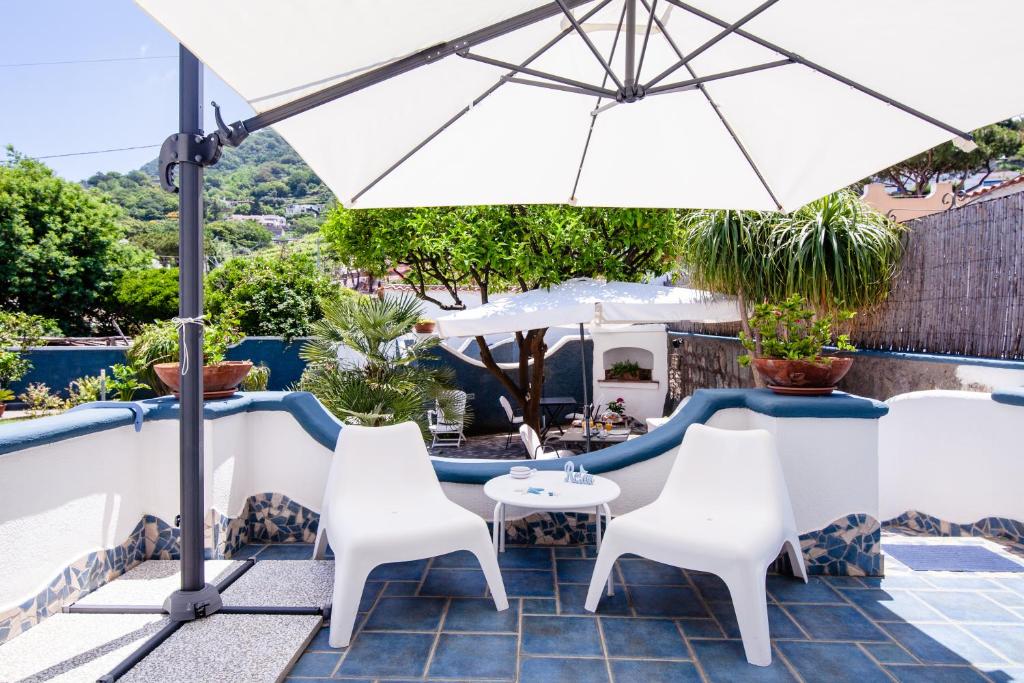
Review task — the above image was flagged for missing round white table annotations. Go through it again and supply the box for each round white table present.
[483,470,621,594]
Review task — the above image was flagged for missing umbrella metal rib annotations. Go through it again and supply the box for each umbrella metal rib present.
[664,0,975,142]
[633,0,658,84]
[643,0,781,90]
[458,50,617,98]
[555,0,626,90]
[644,59,795,96]
[348,0,616,205]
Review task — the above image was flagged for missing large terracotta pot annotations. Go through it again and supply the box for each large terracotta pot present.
[414,321,436,333]
[751,356,853,396]
[0,403,5,418]
[153,361,253,399]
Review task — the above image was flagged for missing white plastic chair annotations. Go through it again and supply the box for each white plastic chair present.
[314,422,508,647]
[427,389,467,448]
[499,396,524,449]
[519,424,576,460]
[584,424,806,666]
[645,396,690,431]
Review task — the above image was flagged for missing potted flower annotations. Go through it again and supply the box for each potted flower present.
[129,318,252,399]
[0,388,13,418]
[414,317,436,334]
[738,295,856,395]
[603,397,626,424]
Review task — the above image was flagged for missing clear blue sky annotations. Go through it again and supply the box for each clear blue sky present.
[0,0,253,181]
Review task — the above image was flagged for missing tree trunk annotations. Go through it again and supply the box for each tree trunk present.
[474,328,548,433]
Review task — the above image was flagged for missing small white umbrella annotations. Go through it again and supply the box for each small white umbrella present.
[436,278,738,450]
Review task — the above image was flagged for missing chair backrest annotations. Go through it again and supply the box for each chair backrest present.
[436,390,467,426]
[499,396,515,422]
[659,424,795,528]
[323,422,447,512]
[519,424,542,459]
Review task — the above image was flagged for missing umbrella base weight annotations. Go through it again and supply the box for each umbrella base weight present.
[163,583,223,621]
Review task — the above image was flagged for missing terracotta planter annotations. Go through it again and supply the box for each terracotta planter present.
[751,356,853,396]
[0,403,5,418]
[153,361,253,399]
[414,321,436,334]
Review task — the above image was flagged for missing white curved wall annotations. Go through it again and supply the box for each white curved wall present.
[879,390,1024,524]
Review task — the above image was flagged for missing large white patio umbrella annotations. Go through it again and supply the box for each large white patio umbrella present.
[435,278,739,450]
[138,0,1024,211]
[125,0,1024,655]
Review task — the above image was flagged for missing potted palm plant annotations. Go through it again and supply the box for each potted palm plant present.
[739,295,855,395]
[129,318,252,399]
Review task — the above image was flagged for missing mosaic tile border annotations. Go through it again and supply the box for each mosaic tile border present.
[0,492,315,645]
[775,513,882,577]
[884,510,1024,556]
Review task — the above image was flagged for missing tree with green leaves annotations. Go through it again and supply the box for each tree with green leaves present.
[298,294,458,429]
[0,310,58,401]
[322,204,680,429]
[0,149,152,333]
[867,121,1022,195]
[205,253,350,341]
[113,267,180,331]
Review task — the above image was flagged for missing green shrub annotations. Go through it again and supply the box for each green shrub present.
[127,318,242,394]
[19,383,65,417]
[241,364,271,391]
[0,310,59,391]
[114,268,179,330]
[205,253,346,341]
[67,375,103,406]
[739,295,856,365]
[108,363,148,401]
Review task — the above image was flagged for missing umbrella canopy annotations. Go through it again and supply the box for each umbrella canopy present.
[434,278,739,337]
[138,0,1024,211]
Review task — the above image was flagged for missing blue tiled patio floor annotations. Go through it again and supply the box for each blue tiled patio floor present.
[237,541,1024,682]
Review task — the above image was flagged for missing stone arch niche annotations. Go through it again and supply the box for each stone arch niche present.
[591,324,669,423]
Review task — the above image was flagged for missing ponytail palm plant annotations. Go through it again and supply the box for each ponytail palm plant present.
[680,191,903,378]
[298,294,461,429]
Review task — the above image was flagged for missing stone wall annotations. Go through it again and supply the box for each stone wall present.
[667,332,1024,402]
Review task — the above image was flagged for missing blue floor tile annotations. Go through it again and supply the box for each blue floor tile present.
[601,617,689,659]
[558,583,630,615]
[287,651,340,677]
[521,615,603,656]
[915,590,1021,623]
[232,543,266,559]
[556,558,601,584]
[519,656,609,682]
[358,582,384,612]
[961,624,1024,664]
[618,559,687,585]
[707,602,805,640]
[502,569,556,597]
[885,665,990,682]
[785,604,889,642]
[839,588,944,622]
[368,559,429,581]
[256,544,314,560]
[336,632,435,678]
[522,598,557,614]
[428,633,517,680]
[498,546,554,570]
[677,617,725,639]
[982,590,1024,608]
[609,659,702,682]
[432,550,478,569]
[420,568,487,597]
[383,581,419,596]
[776,641,891,682]
[691,640,796,682]
[305,626,341,652]
[444,597,518,632]
[861,642,918,664]
[921,576,1004,591]
[629,585,710,618]
[553,546,587,558]
[883,622,1006,666]
[766,575,843,604]
[690,573,733,602]
[363,596,446,631]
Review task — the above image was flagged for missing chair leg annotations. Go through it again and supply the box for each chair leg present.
[584,535,623,612]
[505,426,513,449]
[784,536,808,582]
[328,553,372,648]
[721,566,772,666]
[468,530,509,611]
[312,522,329,560]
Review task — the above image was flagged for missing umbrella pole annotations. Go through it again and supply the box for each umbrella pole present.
[163,45,222,622]
[579,323,590,453]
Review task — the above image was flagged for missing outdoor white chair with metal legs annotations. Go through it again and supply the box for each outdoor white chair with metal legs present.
[427,389,467,448]
[583,424,806,666]
[313,422,508,647]
[519,424,576,460]
[499,396,523,449]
